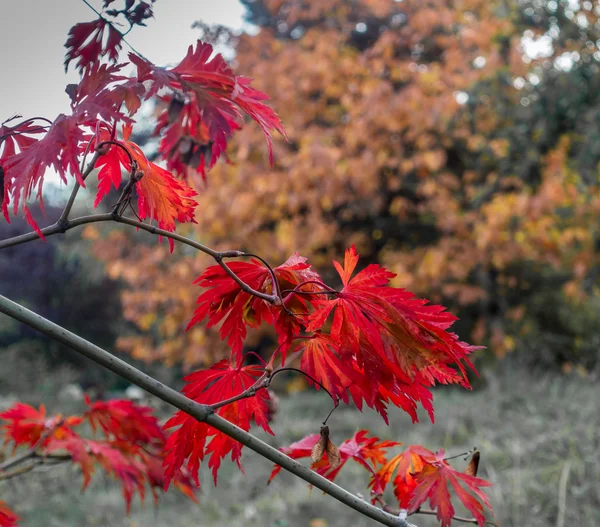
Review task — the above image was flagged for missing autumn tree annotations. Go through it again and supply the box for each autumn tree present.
[0,1,498,526]
[92,0,600,373]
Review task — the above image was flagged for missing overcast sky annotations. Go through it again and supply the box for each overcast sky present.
[0,0,246,122]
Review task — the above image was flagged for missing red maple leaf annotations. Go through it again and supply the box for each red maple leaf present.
[144,452,199,505]
[0,119,45,165]
[132,41,285,174]
[371,445,435,507]
[93,125,198,247]
[163,351,272,487]
[69,63,143,125]
[307,246,479,401]
[0,501,19,527]
[408,450,494,527]
[0,403,82,450]
[1,114,88,233]
[295,332,356,401]
[47,437,146,512]
[84,396,164,446]
[187,253,322,357]
[65,18,123,72]
[269,430,399,483]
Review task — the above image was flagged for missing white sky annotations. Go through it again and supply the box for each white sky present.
[0,0,246,123]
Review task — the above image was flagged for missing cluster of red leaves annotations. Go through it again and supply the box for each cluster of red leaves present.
[268,432,493,527]
[1,26,283,237]
[373,447,493,527]
[93,124,198,250]
[187,246,479,424]
[163,351,272,487]
[65,1,156,73]
[0,397,198,525]
[0,9,497,527]
[186,253,321,356]
[163,245,494,526]
[140,41,286,182]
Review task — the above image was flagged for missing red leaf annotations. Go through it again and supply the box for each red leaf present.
[296,333,357,401]
[2,115,87,222]
[0,120,44,165]
[0,501,20,527]
[0,403,81,450]
[144,453,199,505]
[232,76,287,165]
[133,41,285,174]
[307,246,480,418]
[409,450,494,527]
[270,430,399,484]
[69,63,143,124]
[163,351,272,487]
[46,437,147,512]
[65,18,123,73]
[371,445,435,507]
[187,253,322,356]
[93,126,198,243]
[84,397,164,446]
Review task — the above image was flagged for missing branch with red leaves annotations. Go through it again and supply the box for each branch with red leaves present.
[0,293,411,527]
[0,7,498,526]
[0,397,198,517]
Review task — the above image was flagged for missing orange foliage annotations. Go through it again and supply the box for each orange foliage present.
[92,0,600,366]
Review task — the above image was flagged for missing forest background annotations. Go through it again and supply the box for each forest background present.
[1,0,599,526]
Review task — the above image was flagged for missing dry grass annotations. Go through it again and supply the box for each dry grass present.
[2,362,599,527]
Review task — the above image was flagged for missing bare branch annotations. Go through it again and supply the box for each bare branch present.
[57,151,101,227]
[0,210,278,304]
[413,509,497,526]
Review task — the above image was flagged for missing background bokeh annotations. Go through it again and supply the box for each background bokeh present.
[1,1,599,526]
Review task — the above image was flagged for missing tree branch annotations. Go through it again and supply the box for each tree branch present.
[414,509,497,526]
[57,151,101,227]
[0,212,278,304]
[0,293,411,527]
[373,495,495,527]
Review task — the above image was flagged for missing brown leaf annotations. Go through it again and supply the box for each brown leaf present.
[311,434,326,463]
[326,438,341,469]
[310,425,341,469]
[465,450,480,477]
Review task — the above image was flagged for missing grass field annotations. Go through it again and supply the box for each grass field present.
[2,361,599,527]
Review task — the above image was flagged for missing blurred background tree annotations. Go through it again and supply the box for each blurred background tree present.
[82,0,600,374]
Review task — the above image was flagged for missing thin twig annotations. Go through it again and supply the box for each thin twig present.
[209,372,270,411]
[80,0,151,62]
[241,252,283,303]
[57,151,101,226]
[0,211,278,304]
[269,367,339,424]
[111,161,140,215]
[0,461,37,481]
[413,509,497,526]
[0,421,61,473]
[443,449,474,462]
